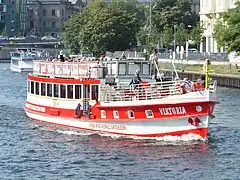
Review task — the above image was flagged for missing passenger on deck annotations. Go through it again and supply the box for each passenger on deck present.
[181,78,192,93]
[129,70,142,89]
[58,51,65,62]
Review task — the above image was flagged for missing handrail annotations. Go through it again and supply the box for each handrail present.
[100,81,183,103]
[32,61,101,79]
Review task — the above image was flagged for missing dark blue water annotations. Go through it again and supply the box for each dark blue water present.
[0,63,240,180]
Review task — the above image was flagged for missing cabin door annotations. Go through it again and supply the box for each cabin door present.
[82,85,90,117]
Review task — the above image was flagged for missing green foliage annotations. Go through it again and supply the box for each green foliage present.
[190,24,204,47]
[175,23,187,46]
[213,2,240,53]
[63,0,140,56]
[160,24,173,47]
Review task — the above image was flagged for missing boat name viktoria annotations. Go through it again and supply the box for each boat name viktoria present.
[89,122,127,131]
[159,107,187,116]
[25,103,46,113]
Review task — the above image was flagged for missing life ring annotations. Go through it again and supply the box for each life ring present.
[191,82,204,92]
[75,103,81,118]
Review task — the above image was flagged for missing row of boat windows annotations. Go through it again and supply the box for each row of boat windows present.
[100,110,154,119]
[27,81,99,100]
[11,59,19,66]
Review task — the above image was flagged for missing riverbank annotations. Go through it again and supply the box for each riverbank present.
[159,62,240,88]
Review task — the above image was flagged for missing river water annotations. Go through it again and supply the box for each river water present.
[0,63,240,180]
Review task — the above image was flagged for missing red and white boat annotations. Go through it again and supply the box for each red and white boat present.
[24,56,219,140]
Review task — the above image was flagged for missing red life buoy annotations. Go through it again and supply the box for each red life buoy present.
[191,82,204,92]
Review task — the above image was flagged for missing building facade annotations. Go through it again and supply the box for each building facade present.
[0,0,27,37]
[200,0,237,53]
[27,0,83,37]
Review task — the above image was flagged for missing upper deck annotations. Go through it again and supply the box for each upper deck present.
[32,60,106,79]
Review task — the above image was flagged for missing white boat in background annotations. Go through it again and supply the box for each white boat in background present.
[10,48,48,72]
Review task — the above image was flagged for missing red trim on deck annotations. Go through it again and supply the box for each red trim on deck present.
[28,75,100,84]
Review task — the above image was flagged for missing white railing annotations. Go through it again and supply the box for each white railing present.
[33,61,100,78]
[100,81,183,102]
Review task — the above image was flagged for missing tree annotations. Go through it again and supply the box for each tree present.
[151,0,197,31]
[160,24,173,47]
[63,0,140,56]
[175,23,187,46]
[213,2,240,53]
[190,24,204,49]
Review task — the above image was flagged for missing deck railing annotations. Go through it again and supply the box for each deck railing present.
[100,81,183,102]
[33,61,101,78]
[100,80,217,103]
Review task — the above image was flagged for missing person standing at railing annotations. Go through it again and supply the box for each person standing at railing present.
[129,70,142,88]
[58,50,65,62]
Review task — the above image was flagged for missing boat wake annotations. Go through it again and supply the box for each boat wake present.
[53,128,205,143]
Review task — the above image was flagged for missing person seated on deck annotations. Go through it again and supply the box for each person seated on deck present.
[129,70,142,89]
[181,78,192,93]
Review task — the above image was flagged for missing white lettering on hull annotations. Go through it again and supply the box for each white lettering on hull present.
[89,122,126,131]
[159,107,186,116]
[26,103,46,113]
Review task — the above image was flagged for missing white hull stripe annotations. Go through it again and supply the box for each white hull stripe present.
[25,110,209,136]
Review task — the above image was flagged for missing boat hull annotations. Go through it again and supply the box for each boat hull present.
[25,109,210,140]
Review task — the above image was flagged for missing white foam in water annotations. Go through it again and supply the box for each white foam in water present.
[55,129,205,142]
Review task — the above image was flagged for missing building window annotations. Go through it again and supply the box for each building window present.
[128,110,135,119]
[0,0,4,4]
[113,110,119,119]
[52,21,56,28]
[11,0,14,5]
[0,14,5,21]
[43,22,46,28]
[43,9,46,16]
[52,9,56,16]
[145,110,154,118]
[11,27,14,31]
[61,9,64,17]
[100,110,106,119]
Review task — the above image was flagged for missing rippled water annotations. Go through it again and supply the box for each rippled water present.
[0,63,240,180]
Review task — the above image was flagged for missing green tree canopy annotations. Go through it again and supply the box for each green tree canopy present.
[160,24,173,47]
[63,0,141,56]
[213,2,240,53]
[190,24,204,48]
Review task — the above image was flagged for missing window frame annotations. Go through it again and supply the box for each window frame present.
[127,110,135,119]
[145,110,154,118]
[113,110,119,119]
[100,110,106,119]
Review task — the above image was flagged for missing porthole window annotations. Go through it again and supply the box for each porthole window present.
[113,110,119,118]
[128,110,135,119]
[100,110,106,119]
[145,110,154,118]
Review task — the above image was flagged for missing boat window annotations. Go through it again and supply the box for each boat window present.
[41,83,46,96]
[118,63,126,75]
[35,82,39,95]
[75,85,82,99]
[100,110,106,119]
[47,84,52,97]
[60,85,66,98]
[107,63,116,75]
[91,85,99,101]
[128,110,135,119]
[142,63,150,75]
[27,81,30,93]
[67,85,73,99]
[128,63,141,75]
[53,84,59,98]
[83,85,90,99]
[113,110,119,118]
[145,110,154,118]
[30,81,34,94]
